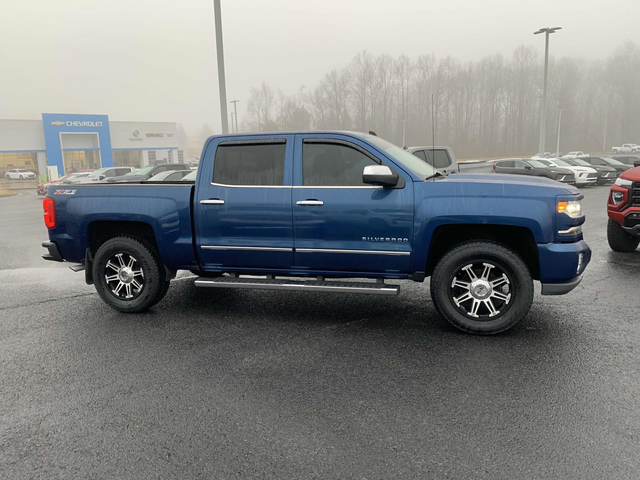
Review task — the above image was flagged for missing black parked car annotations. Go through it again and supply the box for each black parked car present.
[493,158,575,184]
[561,157,618,185]
[578,156,631,175]
[610,155,640,167]
[109,163,190,183]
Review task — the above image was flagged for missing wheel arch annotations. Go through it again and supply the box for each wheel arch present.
[425,224,540,280]
[86,221,175,284]
[87,220,159,256]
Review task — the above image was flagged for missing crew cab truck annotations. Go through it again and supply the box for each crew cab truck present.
[612,144,639,154]
[608,166,640,252]
[42,132,591,335]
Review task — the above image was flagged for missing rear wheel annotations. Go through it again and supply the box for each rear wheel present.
[92,236,167,312]
[607,218,639,252]
[430,241,534,335]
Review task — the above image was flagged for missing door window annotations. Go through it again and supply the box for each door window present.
[302,141,379,186]
[513,160,527,169]
[213,142,285,186]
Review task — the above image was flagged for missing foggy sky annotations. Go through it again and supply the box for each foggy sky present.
[1,0,638,135]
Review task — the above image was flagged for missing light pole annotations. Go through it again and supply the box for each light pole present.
[534,26,562,155]
[603,106,609,153]
[230,100,239,133]
[556,108,565,156]
[213,0,229,134]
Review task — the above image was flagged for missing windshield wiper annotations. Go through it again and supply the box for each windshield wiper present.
[424,171,446,181]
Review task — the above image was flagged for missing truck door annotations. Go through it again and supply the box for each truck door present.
[292,135,413,274]
[195,136,294,270]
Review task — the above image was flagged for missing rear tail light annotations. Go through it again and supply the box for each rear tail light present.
[43,197,56,229]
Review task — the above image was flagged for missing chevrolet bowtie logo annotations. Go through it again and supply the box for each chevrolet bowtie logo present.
[51,121,65,126]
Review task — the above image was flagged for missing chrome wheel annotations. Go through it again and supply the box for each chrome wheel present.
[104,253,144,300]
[449,262,512,320]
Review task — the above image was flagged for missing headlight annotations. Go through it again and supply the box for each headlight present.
[611,191,625,205]
[557,200,582,218]
[614,177,633,187]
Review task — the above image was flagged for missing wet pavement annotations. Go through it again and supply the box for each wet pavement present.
[1,185,639,479]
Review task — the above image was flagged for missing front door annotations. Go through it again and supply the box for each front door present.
[195,137,294,271]
[292,135,413,274]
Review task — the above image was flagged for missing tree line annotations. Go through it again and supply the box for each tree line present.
[240,41,640,158]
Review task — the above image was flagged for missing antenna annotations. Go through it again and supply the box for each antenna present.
[430,93,436,178]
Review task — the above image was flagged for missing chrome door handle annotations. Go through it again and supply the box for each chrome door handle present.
[296,200,324,206]
[200,199,225,205]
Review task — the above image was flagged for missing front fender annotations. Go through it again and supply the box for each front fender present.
[411,186,555,273]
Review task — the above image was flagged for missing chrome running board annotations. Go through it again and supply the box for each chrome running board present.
[194,276,399,296]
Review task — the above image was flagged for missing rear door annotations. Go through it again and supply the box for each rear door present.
[195,136,294,270]
[291,134,413,274]
[494,160,514,174]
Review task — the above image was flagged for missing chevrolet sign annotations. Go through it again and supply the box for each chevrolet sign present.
[51,120,104,127]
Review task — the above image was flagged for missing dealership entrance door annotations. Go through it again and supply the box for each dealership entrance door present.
[60,133,102,173]
[62,151,101,173]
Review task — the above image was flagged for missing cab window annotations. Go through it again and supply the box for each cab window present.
[302,141,379,187]
[213,142,285,186]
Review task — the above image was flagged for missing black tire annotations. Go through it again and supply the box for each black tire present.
[430,241,534,335]
[151,280,171,307]
[607,218,639,252]
[92,236,167,312]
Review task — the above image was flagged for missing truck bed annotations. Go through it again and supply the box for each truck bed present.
[46,183,196,270]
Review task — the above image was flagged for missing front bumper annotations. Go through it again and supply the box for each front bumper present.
[623,224,640,237]
[576,177,597,185]
[537,240,591,294]
[541,275,583,295]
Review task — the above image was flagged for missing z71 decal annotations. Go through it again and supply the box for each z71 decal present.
[54,189,77,195]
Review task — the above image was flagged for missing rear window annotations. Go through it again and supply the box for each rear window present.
[213,142,285,186]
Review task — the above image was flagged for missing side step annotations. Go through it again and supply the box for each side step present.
[194,276,400,296]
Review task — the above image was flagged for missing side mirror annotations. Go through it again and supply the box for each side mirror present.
[524,165,533,170]
[99,175,105,180]
[363,165,398,187]
[634,160,640,168]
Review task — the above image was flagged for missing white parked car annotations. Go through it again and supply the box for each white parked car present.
[536,158,598,186]
[563,151,587,158]
[5,169,37,180]
[612,144,639,154]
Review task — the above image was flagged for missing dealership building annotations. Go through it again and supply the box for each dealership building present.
[0,113,188,178]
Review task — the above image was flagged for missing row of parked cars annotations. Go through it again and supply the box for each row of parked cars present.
[37,163,197,195]
[492,155,637,186]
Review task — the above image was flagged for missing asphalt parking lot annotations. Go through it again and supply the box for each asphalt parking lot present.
[1,181,639,479]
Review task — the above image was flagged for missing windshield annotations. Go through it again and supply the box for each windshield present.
[572,159,590,166]
[87,168,108,178]
[127,166,154,176]
[181,170,197,181]
[602,157,624,165]
[367,137,436,177]
[528,160,548,168]
[551,159,571,167]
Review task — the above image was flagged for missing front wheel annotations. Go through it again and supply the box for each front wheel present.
[607,218,639,252]
[430,241,534,335]
[92,236,168,312]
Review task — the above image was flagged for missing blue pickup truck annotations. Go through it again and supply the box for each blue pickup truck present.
[42,131,591,334]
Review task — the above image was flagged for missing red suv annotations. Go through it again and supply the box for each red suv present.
[608,165,640,252]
